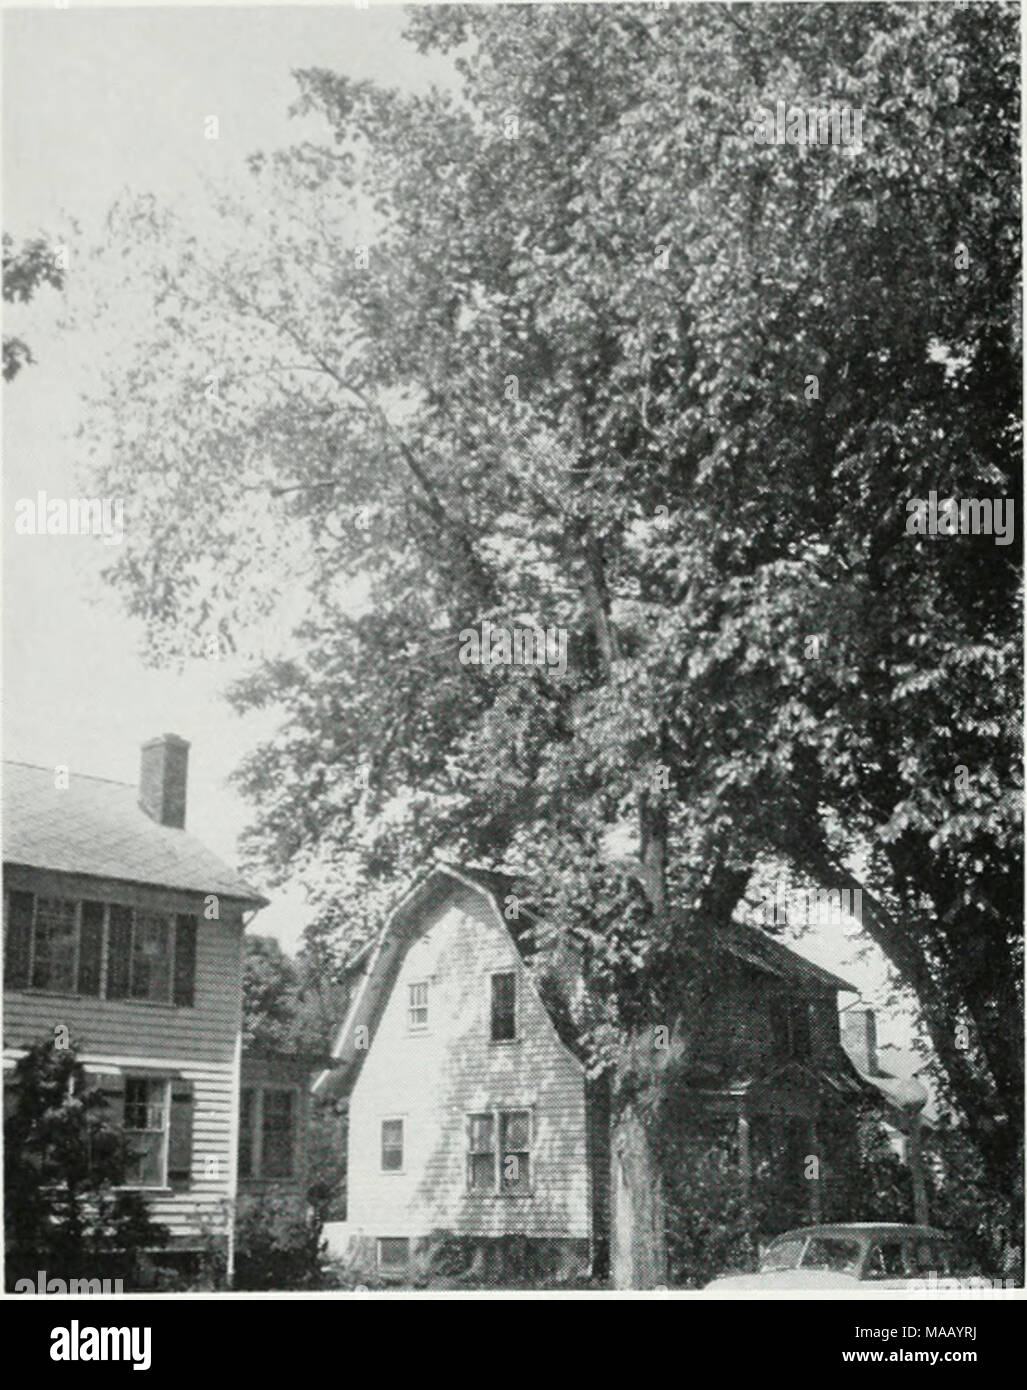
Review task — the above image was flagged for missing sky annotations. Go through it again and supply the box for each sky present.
[1,2,456,949]
[1,2,916,1052]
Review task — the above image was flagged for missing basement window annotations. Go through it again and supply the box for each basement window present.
[377,1237,409,1274]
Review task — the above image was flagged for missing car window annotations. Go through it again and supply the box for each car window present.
[760,1238,806,1272]
[865,1241,911,1279]
[913,1239,946,1274]
[801,1237,863,1274]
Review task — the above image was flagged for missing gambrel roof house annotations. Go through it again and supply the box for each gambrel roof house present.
[316,862,867,1284]
[3,738,268,1266]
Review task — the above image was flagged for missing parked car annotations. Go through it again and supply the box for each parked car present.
[704,1223,959,1290]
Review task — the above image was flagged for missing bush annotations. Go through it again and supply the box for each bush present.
[233,1192,326,1290]
[4,1039,169,1290]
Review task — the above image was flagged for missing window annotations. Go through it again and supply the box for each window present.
[468,1109,531,1194]
[123,1078,170,1188]
[913,1239,947,1275]
[468,1113,495,1191]
[31,898,77,992]
[130,913,173,1002]
[802,1237,862,1274]
[770,997,813,1060]
[790,1001,812,1059]
[261,1090,296,1179]
[381,1118,404,1172]
[490,971,517,1042]
[377,1237,409,1272]
[3,892,197,1005]
[499,1110,531,1192]
[238,1086,297,1181]
[408,980,428,1030]
[865,1241,912,1280]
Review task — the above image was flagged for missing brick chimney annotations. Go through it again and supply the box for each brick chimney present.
[139,734,190,829]
[841,1005,878,1076]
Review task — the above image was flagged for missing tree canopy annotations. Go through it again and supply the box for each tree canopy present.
[81,1,1021,1207]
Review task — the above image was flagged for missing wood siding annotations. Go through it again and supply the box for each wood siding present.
[695,960,841,1072]
[347,886,590,1242]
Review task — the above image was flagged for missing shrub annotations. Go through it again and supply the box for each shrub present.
[4,1039,169,1290]
[233,1192,325,1290]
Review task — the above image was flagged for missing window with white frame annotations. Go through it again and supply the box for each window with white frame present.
[467,1113,495,1192]
[408,980,428,1030]
[123,1077,170,1188]
[467,1109,531,1194]
[499,1110,531,1192]
[381,1118,404,1172]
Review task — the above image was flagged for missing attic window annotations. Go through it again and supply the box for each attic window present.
[490,971,517,1042]
[408,981,428,1030]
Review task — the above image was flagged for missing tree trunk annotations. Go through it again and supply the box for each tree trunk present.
[907,1115,929,1228]
[611,1094,667,1289]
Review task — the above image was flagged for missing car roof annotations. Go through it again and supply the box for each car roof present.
[770,1224,951,1241]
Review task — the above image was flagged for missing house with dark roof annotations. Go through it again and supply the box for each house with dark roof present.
[3,736,268,1268]
[315,862,869,1284]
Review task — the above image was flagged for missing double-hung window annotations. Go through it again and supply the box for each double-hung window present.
[408,981,428,1030]
[468,1114,496,1192]
[381,1118,404,1172]
[467,1109,532,1194]
[123,1077,170,1188]
[237,1087,298,1181]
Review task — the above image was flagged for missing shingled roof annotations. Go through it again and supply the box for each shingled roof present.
[2,760,267,906]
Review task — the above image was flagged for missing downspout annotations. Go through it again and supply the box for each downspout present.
[227,906,261,1288]
[226,1027,241,1289]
